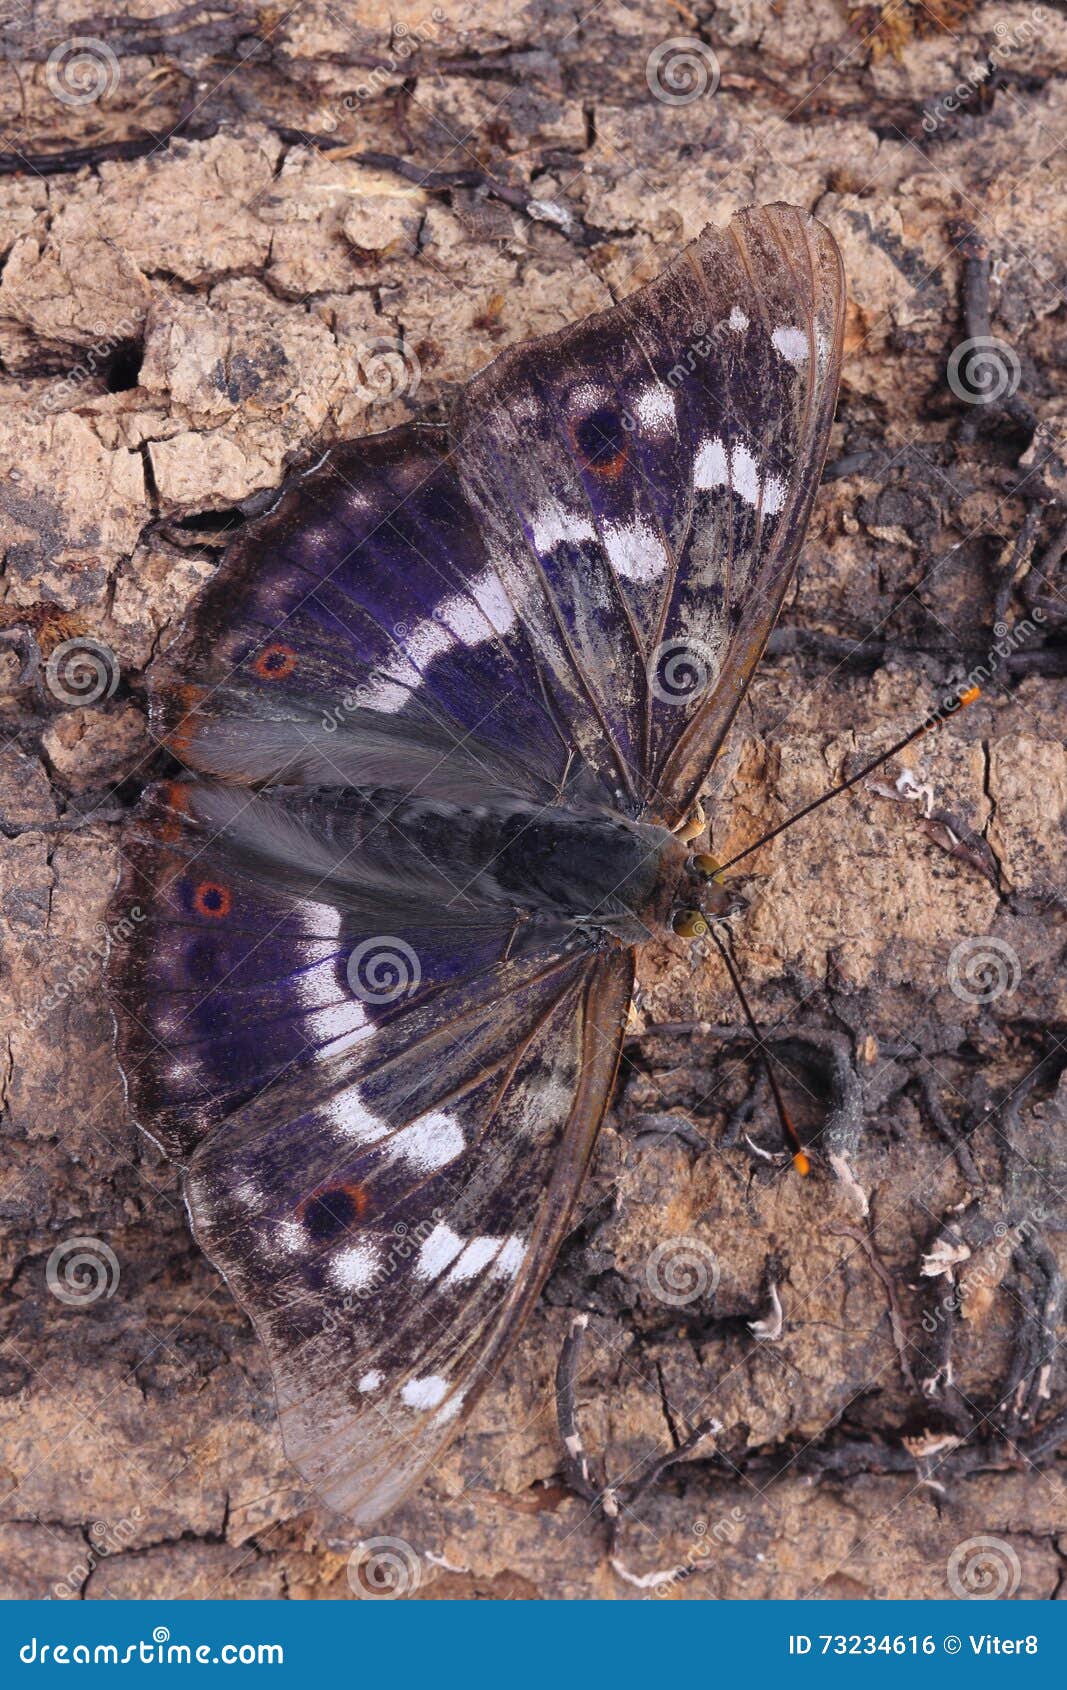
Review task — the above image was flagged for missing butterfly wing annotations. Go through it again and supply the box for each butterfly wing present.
[150,202,842,821]
[111,201,843,1524]
[453,200,844,822]
[187,947,633,1525]
[110,799,631,1522]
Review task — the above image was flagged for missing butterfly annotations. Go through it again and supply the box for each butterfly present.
[108,202,844,1528]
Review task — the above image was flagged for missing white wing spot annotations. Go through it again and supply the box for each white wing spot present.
[531,503,597,554]
[494,1236,526,1278]
[405,618,451,667]
[401,1374,449,1411]
[357,674,412,715]
[444,1237,499,1285]
[357,1369,383,1394]
[416,1222,466,1280]
[445,1233,527,1285]
[693,435,729,491]
[270,1220,305,1256]
[772,325,810,365]
[324,1087,390,1144]
[694,435,785,516]
[731,442,762,508]
[468,567,517,635]
[389,1111,465,1173]
[296,902,371,1050]
[570,380,612,413]
[330,1240,382,1292]
[633,384,675,431]
[602,516,670,584]
[432,1390,467,1426]
[728,306,749,332]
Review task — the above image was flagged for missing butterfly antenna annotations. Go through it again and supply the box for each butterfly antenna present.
[707,923,810,1177]
[714,686,980,875]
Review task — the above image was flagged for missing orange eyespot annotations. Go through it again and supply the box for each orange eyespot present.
[958,685,980,707]
[588,444,628,478]
[251,643,297,680]
[793,1151,811,1177]
[298,1182,369,1239]
[193,880,232,919]
[570,407,629,480]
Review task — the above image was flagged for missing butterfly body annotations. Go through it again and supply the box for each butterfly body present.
[391,796,684,947]
[109,204,845,1526]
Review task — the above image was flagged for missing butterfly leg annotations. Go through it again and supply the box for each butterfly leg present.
[672,798,707,844]
[555,1314,616,1515]
[554,1312,719,1550]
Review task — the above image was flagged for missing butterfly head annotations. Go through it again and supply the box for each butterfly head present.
[670,855,749,938]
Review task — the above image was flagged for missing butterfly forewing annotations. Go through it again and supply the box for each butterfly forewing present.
[110,203,843,1525]
[455,202,844,819]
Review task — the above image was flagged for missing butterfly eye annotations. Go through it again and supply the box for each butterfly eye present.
[672,908,708,939]
[571,406,628,477]
[250,643,297,680]
[689,853,725,883]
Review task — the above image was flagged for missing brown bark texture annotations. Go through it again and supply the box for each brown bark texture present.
[0,0,1066,1602]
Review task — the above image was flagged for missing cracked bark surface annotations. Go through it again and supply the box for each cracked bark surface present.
[0,0,1065,1600]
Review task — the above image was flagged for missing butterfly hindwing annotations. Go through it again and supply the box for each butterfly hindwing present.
[183,947,633,1525]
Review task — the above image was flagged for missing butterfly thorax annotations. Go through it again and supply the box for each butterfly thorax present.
[381,794,687,946]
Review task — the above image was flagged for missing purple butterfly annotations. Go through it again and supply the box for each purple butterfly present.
[109,203,844,1526]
